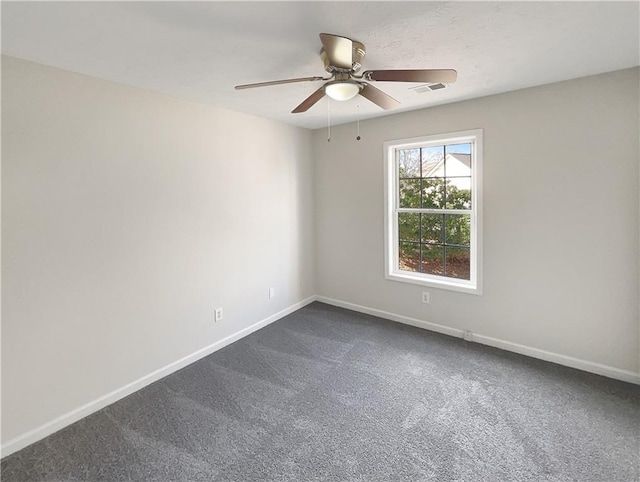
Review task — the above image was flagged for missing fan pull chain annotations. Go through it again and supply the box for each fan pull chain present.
[356,104,361,141]
[327,99,331,142]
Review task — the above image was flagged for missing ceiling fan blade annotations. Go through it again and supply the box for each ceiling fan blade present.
[292,86,326,113]
[362,69,457,84]
[319,33,353,70]
[359,83,400,110]
[235,76,326,90]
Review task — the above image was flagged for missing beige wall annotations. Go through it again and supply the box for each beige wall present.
[314,67,640,374]
[1,56,315,444]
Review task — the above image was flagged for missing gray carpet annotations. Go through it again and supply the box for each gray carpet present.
[2,302,639,481]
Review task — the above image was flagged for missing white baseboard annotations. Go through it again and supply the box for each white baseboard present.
[316,296,640,385]
[1,296,316,459]
[316,296,466,338]
[4,294,638,458]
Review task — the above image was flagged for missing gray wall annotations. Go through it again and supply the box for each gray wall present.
[3,56,639,450]
[314,67,640,374]
[1,56,315,443]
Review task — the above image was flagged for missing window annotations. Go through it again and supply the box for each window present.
[384,130,482,294]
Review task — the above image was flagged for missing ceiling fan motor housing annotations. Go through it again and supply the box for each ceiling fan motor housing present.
[321,40,366,73]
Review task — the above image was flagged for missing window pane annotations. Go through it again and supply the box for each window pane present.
[421,214,443,244]
[445,178,471,209]
[445,214,471,246]
[445,152,471,177]
[398,149,420,178]
[445,246,470,280]
[446,143,472,156]
[398,213,420,242]
[421,245,444,276]
[399,179,421,208]
[399,242,420,272]
[422,146,444,178]
[422,178,445,209]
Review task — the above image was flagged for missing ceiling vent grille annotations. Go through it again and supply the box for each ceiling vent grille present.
[411,83,448,94]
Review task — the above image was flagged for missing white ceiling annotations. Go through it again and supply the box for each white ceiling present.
[2,1,639,129]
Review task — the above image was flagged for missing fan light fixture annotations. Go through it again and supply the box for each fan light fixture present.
[324,81,361,101]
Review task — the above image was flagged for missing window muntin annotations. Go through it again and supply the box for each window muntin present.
[384,130,482,294]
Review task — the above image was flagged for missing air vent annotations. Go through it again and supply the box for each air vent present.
[411,83,448,94]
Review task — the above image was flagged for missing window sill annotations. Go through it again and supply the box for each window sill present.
[385,271,482,295]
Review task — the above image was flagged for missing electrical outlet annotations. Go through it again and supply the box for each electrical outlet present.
[421,291,430,304]
[214,307,223,322]
[463,330,473,342]
[269,287,275,299]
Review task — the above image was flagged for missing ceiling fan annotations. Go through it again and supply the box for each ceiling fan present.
[235,33,457,114]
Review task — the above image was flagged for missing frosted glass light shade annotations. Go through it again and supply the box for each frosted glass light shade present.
[324,82,360,101]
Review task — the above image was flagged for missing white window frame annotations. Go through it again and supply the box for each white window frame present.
[384,129,483,295]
